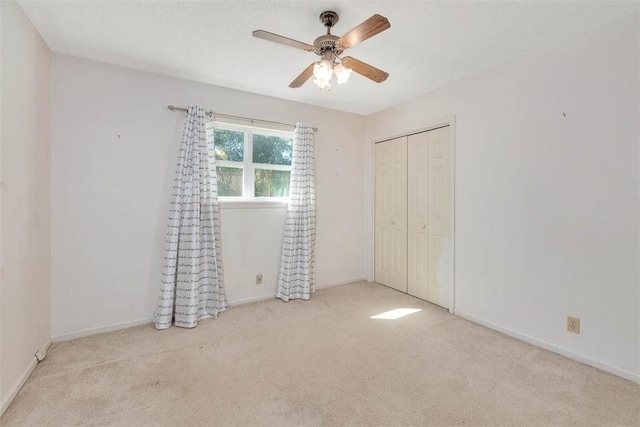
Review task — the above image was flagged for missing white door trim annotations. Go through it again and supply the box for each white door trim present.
[368,115,456,313]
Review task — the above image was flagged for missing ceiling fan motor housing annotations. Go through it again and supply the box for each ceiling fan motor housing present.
[313,34,342,56]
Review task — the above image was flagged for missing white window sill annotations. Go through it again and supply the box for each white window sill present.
[219,199,288,209]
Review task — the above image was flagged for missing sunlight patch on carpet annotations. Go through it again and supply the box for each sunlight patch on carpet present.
[370,308,422,320]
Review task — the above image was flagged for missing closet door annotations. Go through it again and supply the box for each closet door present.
[374,137,408,292]
[407,132,429,300]
[426,127,450,307]
[408,127,450,307]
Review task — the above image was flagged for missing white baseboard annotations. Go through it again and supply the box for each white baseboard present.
[0,338,52,417]
[315,277,367,290]
[229,293,276,306]
[454,310,640,384]
[51,278,367,342]
[228,277,367,306]
[52,318,153,343]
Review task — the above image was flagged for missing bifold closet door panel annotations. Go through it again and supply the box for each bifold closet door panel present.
[407,127,450,307]
[407,132,429,301]
[374,141,391,286]
[426,127,450,308]
[374,137,408,292]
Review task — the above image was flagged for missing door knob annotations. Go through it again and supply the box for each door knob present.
[391,220,395,225]
[421,224,426,229]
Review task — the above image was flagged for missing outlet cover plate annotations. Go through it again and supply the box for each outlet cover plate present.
[567,316,580,334]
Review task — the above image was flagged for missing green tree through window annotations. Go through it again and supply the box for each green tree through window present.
[253,133,292,197]
[255,169,290,197]
[252,134,292,165]
[213,129,244,162]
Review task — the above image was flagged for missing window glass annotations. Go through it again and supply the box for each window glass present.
[210,122,293,199]
[214,129,244,162]
[216,166,243,197]
[252,134,292,165]
[255,169,291,197]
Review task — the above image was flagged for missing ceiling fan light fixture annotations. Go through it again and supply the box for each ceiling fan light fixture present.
[313,60,333,80]
[313,59,333,89]
[333,63,352,84]
[313,77,332,90]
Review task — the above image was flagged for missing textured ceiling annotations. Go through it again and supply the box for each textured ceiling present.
[19,1,639,115]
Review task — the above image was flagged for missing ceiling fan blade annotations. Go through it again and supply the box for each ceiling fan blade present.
[341,56,389,83]
[289,63,316,88]
[253,30,314,52]
[337,14,390,49]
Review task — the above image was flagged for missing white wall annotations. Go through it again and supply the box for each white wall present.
[0,0,52,414]
[366,15,639,381]
[51,55,366,339]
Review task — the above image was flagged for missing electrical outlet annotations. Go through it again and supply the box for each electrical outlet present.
[567,316,580,334]
[256,273,263,285]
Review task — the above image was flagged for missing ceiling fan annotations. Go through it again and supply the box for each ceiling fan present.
[253,11,390,89]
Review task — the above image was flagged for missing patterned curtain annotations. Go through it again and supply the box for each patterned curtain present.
[276,123,316,302]
[154,105,229,329]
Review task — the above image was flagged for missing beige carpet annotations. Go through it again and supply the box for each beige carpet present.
[2,282,639,426]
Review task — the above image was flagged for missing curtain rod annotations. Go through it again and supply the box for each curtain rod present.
[166,105,317,132]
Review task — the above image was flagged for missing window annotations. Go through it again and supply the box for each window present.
[207,121,293,200]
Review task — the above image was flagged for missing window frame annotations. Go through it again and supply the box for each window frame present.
[211,121,293,202]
